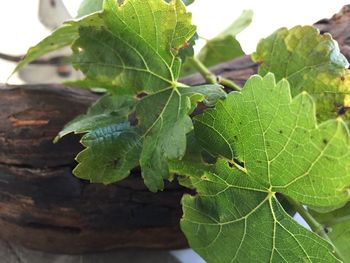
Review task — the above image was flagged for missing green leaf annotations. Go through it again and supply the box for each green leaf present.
[55,94,135,142]
[252,25,350,123]
[52,0,226,192]
[73,83,225,191]
[71,0,196,92]
[136,88,193,191]
[216,10,253,38]
[311,203,350,262]
[196,36,244,68]
[137,84,225,191]
[77,0,104,17]
[196,9,253,67]
[74,123,141,183]
[11,14,104,76]
[181,10,252,76]
[181,160,340,263]
[195,73,350,209]
[169,131,209,189]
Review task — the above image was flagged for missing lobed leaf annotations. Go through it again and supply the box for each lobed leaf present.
[181,160,340,263]
[194,73,350,209]
[71,0,196,92]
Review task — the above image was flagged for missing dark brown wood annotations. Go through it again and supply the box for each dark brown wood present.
[314,5,350,61]
[0,5,349,254]
[0,85,189,253]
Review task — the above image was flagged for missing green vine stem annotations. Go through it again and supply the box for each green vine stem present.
[285,196,345,262]
[188,57,242,91]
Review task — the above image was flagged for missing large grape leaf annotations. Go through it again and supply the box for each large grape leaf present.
[310,203,350,262]
[252,26,350,123]
[180,160,340,263]
[55,94,135,141]
[194,73,350,209]
[71,0,196,92]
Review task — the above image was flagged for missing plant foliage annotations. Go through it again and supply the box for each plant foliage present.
[14,0,350,262]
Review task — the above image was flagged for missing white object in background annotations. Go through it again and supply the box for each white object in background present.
[17,0,83,84]
[38,0,72,30]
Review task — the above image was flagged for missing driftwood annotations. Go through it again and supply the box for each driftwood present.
[0,5,350,254]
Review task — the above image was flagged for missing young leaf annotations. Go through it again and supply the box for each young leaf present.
[196,9,252,67]
[310,203,350,262]
[194,73,350,210]
[181,10,252,76]
[77,0,104,17]
[252,25,350,123]
[181,160,340,263]
[74,123,141,183]
[71,0,196,92]
[55,94,135,141]
[217,10,253,37]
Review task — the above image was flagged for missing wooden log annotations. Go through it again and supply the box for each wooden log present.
[0,85,189,253]
[0,6,349,254]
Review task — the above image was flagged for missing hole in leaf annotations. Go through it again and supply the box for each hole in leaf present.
[228,158,245,169]
[128,112,138,126]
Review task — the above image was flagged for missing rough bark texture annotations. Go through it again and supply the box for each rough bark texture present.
[0,5,350,254]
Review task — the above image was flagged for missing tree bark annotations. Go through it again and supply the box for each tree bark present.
[0,5,350,254]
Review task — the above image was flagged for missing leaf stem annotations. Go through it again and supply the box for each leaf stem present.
[188,57,242,91]
[217,76,242,91]
[285,196,345,262]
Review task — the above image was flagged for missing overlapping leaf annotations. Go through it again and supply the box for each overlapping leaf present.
[47,0,220,191]
[64,83,225,191]
[74,123,141,183]
[194,73,350,209]
[252,26,350,123]
[55,94,135,141]
[181,160,340,263]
